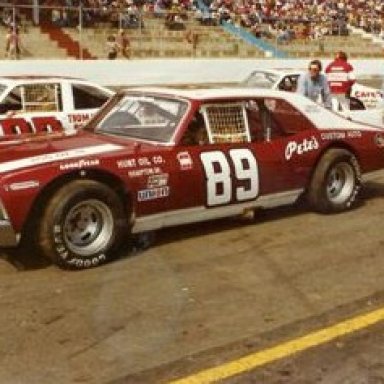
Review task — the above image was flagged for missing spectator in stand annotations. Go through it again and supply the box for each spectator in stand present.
[325,51,356,108]
[5,26,21,60]
[116,29,130,58]
[186,27,199,55]
[106,34,119,59]
[297,59,332,109]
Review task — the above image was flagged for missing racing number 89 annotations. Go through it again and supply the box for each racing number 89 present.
[200,149,259,206]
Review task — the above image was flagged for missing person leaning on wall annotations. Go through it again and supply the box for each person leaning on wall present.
[296,59,332,109]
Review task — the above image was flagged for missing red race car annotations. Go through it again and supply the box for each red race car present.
[0,87,384,269]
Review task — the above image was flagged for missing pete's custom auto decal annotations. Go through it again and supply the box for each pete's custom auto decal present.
[321,131,362,140]
[285,137,319,160]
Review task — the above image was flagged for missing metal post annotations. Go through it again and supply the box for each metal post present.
[33,0,39,25]
[78,5,83,60]
[12,4,16,30]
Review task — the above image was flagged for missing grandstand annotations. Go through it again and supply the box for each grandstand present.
[0,1,383,60]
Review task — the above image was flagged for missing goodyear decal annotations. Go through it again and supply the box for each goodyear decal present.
[0,143,123,173]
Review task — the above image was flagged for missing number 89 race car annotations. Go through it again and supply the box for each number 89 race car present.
[1,87,384,269]
[0,76,114,135]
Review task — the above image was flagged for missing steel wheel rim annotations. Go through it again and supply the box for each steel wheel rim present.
[326,162,355,204]
[63,199,114,257]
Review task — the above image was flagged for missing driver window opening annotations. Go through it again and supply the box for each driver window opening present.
[278,76,298,92]
[246,98,314,141]
[181,112,208,146]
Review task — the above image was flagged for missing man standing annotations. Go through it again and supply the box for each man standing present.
[296,59,332,109]
[325,51,355,108]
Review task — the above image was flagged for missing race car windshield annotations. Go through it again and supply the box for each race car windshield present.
[241,71,279,88]
[95,95,187,142]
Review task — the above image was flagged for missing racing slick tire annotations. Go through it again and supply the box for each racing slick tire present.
[37,180,127,269]
[307,148,361,213]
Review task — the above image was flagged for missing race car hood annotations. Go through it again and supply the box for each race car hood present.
[0,130,161,175]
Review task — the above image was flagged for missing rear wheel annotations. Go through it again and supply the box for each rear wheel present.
[307,149,361,213]
[37,180,127,269]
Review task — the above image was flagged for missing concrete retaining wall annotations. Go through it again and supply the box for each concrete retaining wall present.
[0,58,382,86]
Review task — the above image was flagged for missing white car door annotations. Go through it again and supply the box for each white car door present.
[0,81,69,135]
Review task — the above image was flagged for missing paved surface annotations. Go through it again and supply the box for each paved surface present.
[1,179,384,384]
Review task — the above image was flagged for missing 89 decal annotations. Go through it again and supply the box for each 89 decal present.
[200,149,259,206]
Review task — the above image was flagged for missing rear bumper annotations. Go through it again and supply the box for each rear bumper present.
[0,220,19,247]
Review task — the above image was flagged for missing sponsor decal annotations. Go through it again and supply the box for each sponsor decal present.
[147,173,169,188]
[347,131,362,138]
[68,113,92,129]
[375,133,384,148]
[285,136,319,160]
[321,132,346,140]
[117,155,164,169]
[128,167,162,178]
[354,91,384,99]
[0,143,123,173]
[177,151,193,170]
[117,158,137,168]
[138,186,170,201]
[8,180,40,191]
[60,158,100,170]
[321,131,361,141]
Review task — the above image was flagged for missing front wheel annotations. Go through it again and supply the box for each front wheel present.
[307,149,361,213]
[37,180,127,269]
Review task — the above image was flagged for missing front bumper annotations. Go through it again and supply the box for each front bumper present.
[0,220,19,247]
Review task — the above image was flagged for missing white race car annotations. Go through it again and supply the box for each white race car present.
[0,76,114,135]
[241,69,384,127]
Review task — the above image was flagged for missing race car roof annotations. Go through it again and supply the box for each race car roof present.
[0,76,104,88]
[0,75,82,81]
[125,86,379,131]
[125,86,312,102]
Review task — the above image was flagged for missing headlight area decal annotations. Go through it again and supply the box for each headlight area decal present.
[7,180,40,191]
[374,133,384,148]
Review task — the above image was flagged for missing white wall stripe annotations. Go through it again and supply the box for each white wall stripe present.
[0,143,123,173]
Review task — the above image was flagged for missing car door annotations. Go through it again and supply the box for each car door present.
[0,81,66,135]
[170,98,298,216]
